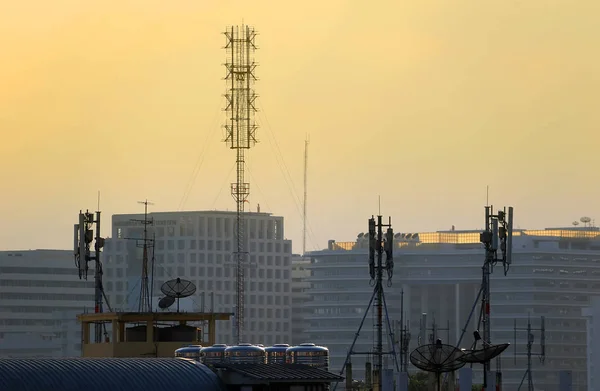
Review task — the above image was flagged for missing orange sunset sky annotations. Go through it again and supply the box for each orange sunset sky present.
[0,0,598,253]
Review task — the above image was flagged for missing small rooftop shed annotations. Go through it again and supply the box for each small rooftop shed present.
[0,357,225,391]
[214,363,344,391]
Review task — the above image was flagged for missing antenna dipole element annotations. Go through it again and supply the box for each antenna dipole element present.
[223,24,258,344]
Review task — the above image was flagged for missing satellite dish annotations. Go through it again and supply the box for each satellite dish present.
[161,278,196,312]
[458,343,510,364]
[410,340,465,391]
[581,216,592,224]
[158,296,175,310]
[573,221,580,226]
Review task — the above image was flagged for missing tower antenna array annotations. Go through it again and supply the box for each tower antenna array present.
[334,215,399,391]
[126,200,155,312]
[223,24,258,344]
[478,205,514,389]
[74,209,108,343]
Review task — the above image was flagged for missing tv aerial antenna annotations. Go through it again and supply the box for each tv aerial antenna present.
[161,278,197,312]
[123,200,156,312]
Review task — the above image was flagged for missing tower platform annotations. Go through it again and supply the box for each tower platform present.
[77,311,232,358]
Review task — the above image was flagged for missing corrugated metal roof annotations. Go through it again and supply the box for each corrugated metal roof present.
[216,363,344,382]
[0,358,224,391]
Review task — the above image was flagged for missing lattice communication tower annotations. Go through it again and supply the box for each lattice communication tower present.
[223,24,258,344]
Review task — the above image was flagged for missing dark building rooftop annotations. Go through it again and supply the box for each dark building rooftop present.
[214,363,344,384]
[0,358,224,391]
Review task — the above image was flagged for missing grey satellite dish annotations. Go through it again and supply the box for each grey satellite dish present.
[161,278,196,312]
[158,296,175,310]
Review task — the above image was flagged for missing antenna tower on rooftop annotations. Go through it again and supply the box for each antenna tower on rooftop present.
[223,24,258,344]
[124,200,155,313]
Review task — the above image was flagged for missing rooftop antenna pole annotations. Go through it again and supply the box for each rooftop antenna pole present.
[223,23,258,344]
[478,205,514,390]
[303,135,309,255]
[514,315,545,391]
[127,200,155,312]
[74,203,106,343]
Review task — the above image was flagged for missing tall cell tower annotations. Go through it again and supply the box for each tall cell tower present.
[223,24,258,344]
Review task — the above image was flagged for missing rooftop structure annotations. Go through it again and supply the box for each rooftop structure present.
[0,358,224,391]
[103,209,293,345]
[77,311,231,357]
[306,226,600,390]
[0,250,94,357]
[215,363,343,385]
[329,226,600,251]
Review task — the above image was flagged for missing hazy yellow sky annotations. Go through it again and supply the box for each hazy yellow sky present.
[1,0,598,252]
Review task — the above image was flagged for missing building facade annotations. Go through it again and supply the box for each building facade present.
[103,210,293,346]
[305,227,600,391]
[582,295,600,391]
[0,250,94,357]
[291,254,311,345]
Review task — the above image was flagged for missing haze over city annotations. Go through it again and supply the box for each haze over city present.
[1,0,598,253]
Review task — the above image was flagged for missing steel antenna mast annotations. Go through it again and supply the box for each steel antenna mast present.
[302,135,309,255]
[223,24,258,344]
[127,200,155,312]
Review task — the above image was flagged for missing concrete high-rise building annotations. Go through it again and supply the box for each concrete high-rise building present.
[103,210,293,345]
[582,295,600,391]
[291,254,311,345]
[0,250,94,357]
[305,227,600,391]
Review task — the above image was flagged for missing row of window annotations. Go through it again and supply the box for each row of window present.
[0,293,94,302]
[106,264,290,282]
[0,267,78,276]
[0,279,93,289]
[145,239,290,254]
[107,278,290,296]
[0,306,88,314]
[113,216,284,241]
[0,319,61,326]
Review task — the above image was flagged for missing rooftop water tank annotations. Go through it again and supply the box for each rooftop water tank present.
[265,344,290,364]
[286,343,329,370]
[224,343,266,364]
[174,345,203,362]
[201,344,228,365]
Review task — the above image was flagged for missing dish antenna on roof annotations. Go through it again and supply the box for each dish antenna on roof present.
[410,340,466,391]
[581,217,592,227]
[158,296,175,311]
[160,278,196,312]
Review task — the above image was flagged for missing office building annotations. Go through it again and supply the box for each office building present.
[103,210,293,345]
[582,295,600,391]
[0,250,94,357]
[305,227,600,390]
[291,254,311,345]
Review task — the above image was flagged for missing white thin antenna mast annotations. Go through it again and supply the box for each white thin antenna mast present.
[302,135,309,255]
